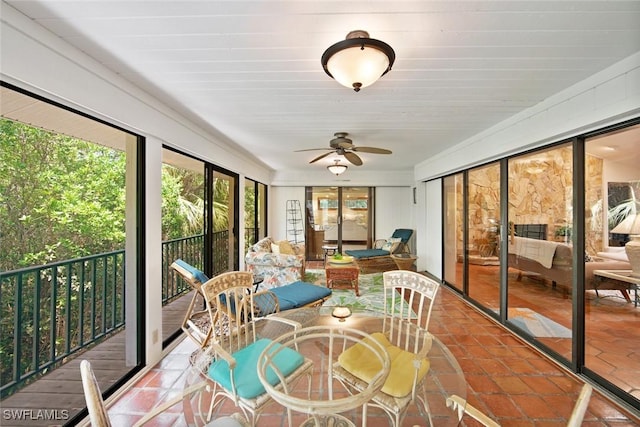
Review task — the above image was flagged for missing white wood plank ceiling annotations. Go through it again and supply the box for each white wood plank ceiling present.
[4,1,640,173]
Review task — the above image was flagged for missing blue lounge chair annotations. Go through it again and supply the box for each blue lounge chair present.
[345,229,414,274]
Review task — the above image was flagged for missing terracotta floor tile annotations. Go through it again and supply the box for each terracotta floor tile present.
[491,376,534,395]
[475,358,513,376]
[518,375,564,395]
[478,393,524,418]
[465,374,503,393]
[510,394,562,419]
[498,357,537,375]
[102,280,640,426]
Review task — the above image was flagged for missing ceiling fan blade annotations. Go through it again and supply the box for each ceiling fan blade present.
[344,151,363,166]
[352,146,392,154]
[309,151,334,164]
[294,148,333,152]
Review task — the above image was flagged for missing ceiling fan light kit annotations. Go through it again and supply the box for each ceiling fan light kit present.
[327,160,348,176]
[321,30,395,92]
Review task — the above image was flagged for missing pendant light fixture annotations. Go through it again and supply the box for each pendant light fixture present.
[321,30,395,92]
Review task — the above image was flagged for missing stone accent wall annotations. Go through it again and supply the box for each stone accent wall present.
[463,146,604,256]
[468,164,500,256]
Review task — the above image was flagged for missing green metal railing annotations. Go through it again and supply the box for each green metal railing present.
[0,251,125,397]
[162,234,204,304]
[0,231,234,397]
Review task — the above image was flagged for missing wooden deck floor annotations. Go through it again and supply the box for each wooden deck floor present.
[0,291,195,427]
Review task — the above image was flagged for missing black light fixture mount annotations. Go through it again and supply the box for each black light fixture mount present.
[321,30,395,92]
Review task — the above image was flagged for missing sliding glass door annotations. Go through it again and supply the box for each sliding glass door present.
[161,148,205,344]
[442,121,640,408]
[507,144,574,360]
[584,124,639,401]
[467,163,501,308]
[443,174,464,292]
[0,84,142,422]
[305,187,372,260]
[244,178,267,252]
[207,166,239,275]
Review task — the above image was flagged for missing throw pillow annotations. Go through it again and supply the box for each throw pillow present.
[381,237,402,252]
[253,237,273,253]
[271,243,281,255]
[278,240,296,255]
[585,251,593,262]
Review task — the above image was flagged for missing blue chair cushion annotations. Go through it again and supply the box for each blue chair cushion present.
[208,338,304,399]
[391,228,413,243]
[174,259,209,284]
[345,248,390,259]
[270,281,332,311]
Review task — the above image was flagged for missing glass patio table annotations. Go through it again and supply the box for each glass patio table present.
[183,306,467,426]
[266,307,467,426]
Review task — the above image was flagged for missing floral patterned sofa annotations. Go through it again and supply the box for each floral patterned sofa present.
[245,237,305,289]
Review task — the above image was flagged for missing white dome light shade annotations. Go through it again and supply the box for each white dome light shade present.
[322,30,395,92]
[327,162,348,176]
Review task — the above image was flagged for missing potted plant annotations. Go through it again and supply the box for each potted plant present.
[555,225,572,242]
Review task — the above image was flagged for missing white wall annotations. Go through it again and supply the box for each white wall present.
[269,187,307,242]
[420,180,443,277]
[374,187,412,241]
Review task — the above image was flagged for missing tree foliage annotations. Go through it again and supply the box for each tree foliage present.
[0,119,126,270]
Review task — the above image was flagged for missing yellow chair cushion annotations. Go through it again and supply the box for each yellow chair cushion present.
[338,332,430,398]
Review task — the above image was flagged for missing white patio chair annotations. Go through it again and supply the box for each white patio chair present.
[333,270,441,427]
[446,383,593,427]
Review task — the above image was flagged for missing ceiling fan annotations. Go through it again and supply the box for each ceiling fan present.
[295,132,392,166]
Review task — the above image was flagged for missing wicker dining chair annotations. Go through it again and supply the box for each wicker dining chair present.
[196,271,313,426]
[333,270,441,427]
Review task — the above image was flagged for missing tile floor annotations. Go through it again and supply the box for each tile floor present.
[107,282,640,426]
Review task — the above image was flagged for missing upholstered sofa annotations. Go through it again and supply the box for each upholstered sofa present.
[245,237,305,289]
[508,236,631,296]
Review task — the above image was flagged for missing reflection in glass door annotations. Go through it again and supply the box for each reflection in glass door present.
[507,144,573,360]
[467,163,501,308]
[305,187,372,260]
[244,179,268,253]
[443,174,464,292]
[584,124,640,401]
[208,167,239,275]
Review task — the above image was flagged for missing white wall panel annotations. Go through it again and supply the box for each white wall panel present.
[269,187,306,243]
[374,187,412,242]
[421,180,442,278]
